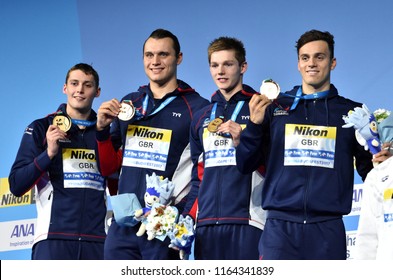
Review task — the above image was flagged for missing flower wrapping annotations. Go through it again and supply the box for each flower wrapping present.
[167,215,195,255]
[375,109,393,143]
[110,193,142,227]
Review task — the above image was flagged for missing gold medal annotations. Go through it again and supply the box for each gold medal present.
[207,118,224,133]
[118,100,135,121]
[260,79,280,100]
[53,115,71,132]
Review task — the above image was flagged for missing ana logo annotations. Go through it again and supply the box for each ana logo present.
[352,188,363,203]
[10,223,35,238]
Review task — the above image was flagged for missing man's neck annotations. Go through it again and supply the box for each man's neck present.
[221,83,243,101]
[66,107,91,121]
[302,83,330,94]
[150,79,178,99]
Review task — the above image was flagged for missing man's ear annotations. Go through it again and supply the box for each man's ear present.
[95,87,101,98]
[240,61,248,75]
[177,52,183,65]
[330,57,337,70]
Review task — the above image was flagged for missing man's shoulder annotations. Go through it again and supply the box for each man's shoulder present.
[334,95,363,108]
[180,90,210,108]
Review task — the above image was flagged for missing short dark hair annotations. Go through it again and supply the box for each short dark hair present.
[208,37,246,65]
[296,29,335,59]
[143,28,181,58]
[65,63,99,87]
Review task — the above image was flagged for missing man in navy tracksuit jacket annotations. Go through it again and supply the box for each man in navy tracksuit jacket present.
[9,63,107,259]
[182,37,265,260]
[96,29,209,260]
[236,30,373,259]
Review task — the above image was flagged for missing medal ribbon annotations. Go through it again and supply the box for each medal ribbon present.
[71,119,96,127]
[282,87,330,110]
[210,101,245,137]
[55,111,96,127]
[209,101,245,122]
[135,94,176,119]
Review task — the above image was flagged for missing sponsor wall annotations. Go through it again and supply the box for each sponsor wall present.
[2,0,390,260]
[0,177,114,259]
[0,178,36,259]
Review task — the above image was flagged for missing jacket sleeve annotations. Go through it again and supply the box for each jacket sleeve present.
[236,120,266,174]
[354,141,374,181]
[9,121,52,197]
[96,121,123,177]
[353,168,379,259]
[182,119,204,220]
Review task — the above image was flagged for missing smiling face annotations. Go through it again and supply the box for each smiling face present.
[63,69,100,117]
[143,37,182,88]
[209,49,247,100]
[144,192,160,208]
[297,40,336,94]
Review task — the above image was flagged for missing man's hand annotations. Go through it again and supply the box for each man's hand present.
[372,142,392,163]
[46,125,67,159]
[216,120,242,147]
[96,98,122,131]
[249,94,271,125]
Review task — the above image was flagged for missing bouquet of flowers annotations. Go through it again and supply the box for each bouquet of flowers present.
[145,203,178,241]
[374,108,391,124]
[374,108,393,144]
[168,215,195,259]
[343,104,392,154]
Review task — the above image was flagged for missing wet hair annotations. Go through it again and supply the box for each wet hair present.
[65,63,99,87]
[143,28,181,58]
[296,29,335,59]
[207,36,246,65]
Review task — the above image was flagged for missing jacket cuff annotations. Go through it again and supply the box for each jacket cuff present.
[96,126,111,142]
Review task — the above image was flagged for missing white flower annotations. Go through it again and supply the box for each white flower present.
[373,108,391,124]
[145,204,178,240]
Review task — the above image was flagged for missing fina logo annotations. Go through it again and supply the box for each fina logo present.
[10,223,34,238]
[273,107,289,116]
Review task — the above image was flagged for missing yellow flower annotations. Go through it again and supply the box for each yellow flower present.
[175,224,188,238]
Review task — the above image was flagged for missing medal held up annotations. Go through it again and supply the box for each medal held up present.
[118,100,135,121]
[207,117,224,133]
[260,78,280,100]
[53,114,71,132]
